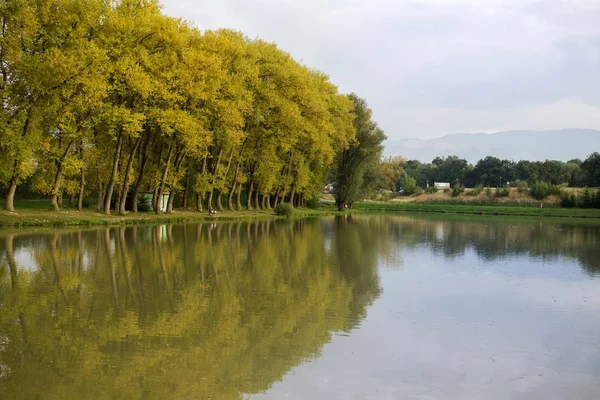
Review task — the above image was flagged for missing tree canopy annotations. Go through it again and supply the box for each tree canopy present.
[0,0,369,214]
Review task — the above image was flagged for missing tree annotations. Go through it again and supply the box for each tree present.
[582,152,600,187]
[334,94,386,210]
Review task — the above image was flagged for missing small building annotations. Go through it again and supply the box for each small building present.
[434,182,451,189]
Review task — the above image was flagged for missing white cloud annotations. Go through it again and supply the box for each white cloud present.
[161,0,600,139]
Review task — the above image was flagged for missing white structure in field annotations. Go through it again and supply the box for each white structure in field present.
[434,182,450,189]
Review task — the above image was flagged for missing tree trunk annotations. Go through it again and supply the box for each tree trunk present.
[261,194,267,209]
[96,182,105,212]
[196,193,203,212]
[207,147,223,211]
[167,190,175,213]
[119,136,142,215]
[104,130,124,214]
[77,165,85,212]
[228,183,236,210]
[266,194,271,209]
[50,140,75,211]
[247,182,254,210]
[289,185,296,208]
[216,148,235,211]
[5,178,17,212]
[182,163,190,209]
[156,134,175,214]
[273,195,280,209]
[254,190,260,210]
[236,184,243,210]
[132,131,152,213]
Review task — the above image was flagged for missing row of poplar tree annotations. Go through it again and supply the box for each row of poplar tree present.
[1,0,385,213]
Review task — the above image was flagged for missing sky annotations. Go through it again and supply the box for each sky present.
[160,0,600,141]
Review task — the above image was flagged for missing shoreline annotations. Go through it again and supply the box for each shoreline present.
[0,206,351,228]
[3,200,600,228]
[354,202,600,219]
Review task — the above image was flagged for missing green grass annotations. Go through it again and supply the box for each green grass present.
[354,201,600,219]
[0,199,350,227]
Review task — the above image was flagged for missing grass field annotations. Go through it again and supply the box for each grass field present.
[354,201,600,219]
[0,199,347,227]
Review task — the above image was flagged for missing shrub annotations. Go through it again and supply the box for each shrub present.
[530,181,551,200]
[484,187,493,198]
[515,180,529,195]
[400,173,417,195]
[274,203,293,216]
[443,188,451,194]
[496,186,510,198]
[581,187,594,208]
[306,196,320,209]
[425,186,438,194]
[137,194,153,212]
[468,185,484,196]
[549,184,564,197]
[451,184,465,197]
[82,198,91,208]
[414,186,424,196]
[561,193,577,208]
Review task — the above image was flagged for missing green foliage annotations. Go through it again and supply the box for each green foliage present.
[451,184,465,197]
[414,186,424,196]
[306,197,320,209]
[399,172,418,195]
[274,203,294,216]
[496,186,510,198]
[467,185,484,196]
[515,180,529,194]
[530,181,551,200]
[334,95,386,209]
[560,193,577,208]
[425,186,438,194]
[581,187,594,208]
[484,187,493,198]
[137,194,154,212]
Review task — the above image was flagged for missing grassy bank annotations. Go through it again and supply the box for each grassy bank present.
[0,200,347,227]
[355,201,600,219]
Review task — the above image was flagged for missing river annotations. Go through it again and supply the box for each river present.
[1,214,599,399]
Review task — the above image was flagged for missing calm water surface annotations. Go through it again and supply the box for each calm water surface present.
[1,215,600,399]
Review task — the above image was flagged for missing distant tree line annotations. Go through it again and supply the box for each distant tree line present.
[402,153,600,189]
[0,0,384,214]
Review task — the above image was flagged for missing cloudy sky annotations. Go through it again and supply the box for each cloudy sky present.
[161,0,600,140]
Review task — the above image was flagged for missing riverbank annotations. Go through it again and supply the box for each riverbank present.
[354,201,600,219]
[0,200,348,227]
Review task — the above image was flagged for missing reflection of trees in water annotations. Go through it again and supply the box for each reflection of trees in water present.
[0,219,382,399]
[356,215,600,276]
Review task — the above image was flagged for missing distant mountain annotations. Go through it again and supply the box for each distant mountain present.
[384,129,600,163]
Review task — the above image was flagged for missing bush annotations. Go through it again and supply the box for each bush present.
[515,180,529,195]
[425,186,438,194]
[414,186,424,196]
[467,185,484,196]
[530,181,551,200]
[306,196,320,209]
[561,193,577,208]
[496,186,510,198]
[443,188,451,194]
[549,184,564,197]
[400,173,417,195]
[484,187,493,198]
[581,187,594,208]
[451,184,465,197]
[137,194,153,212]
[82,198,91,208]
[274,203,293,216]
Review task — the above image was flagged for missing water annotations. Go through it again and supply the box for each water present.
[1,215,600,399]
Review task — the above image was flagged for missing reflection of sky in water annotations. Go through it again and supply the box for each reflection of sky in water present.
[254,235,600,400]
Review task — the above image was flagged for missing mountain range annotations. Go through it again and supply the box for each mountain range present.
[384,129,600,163]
